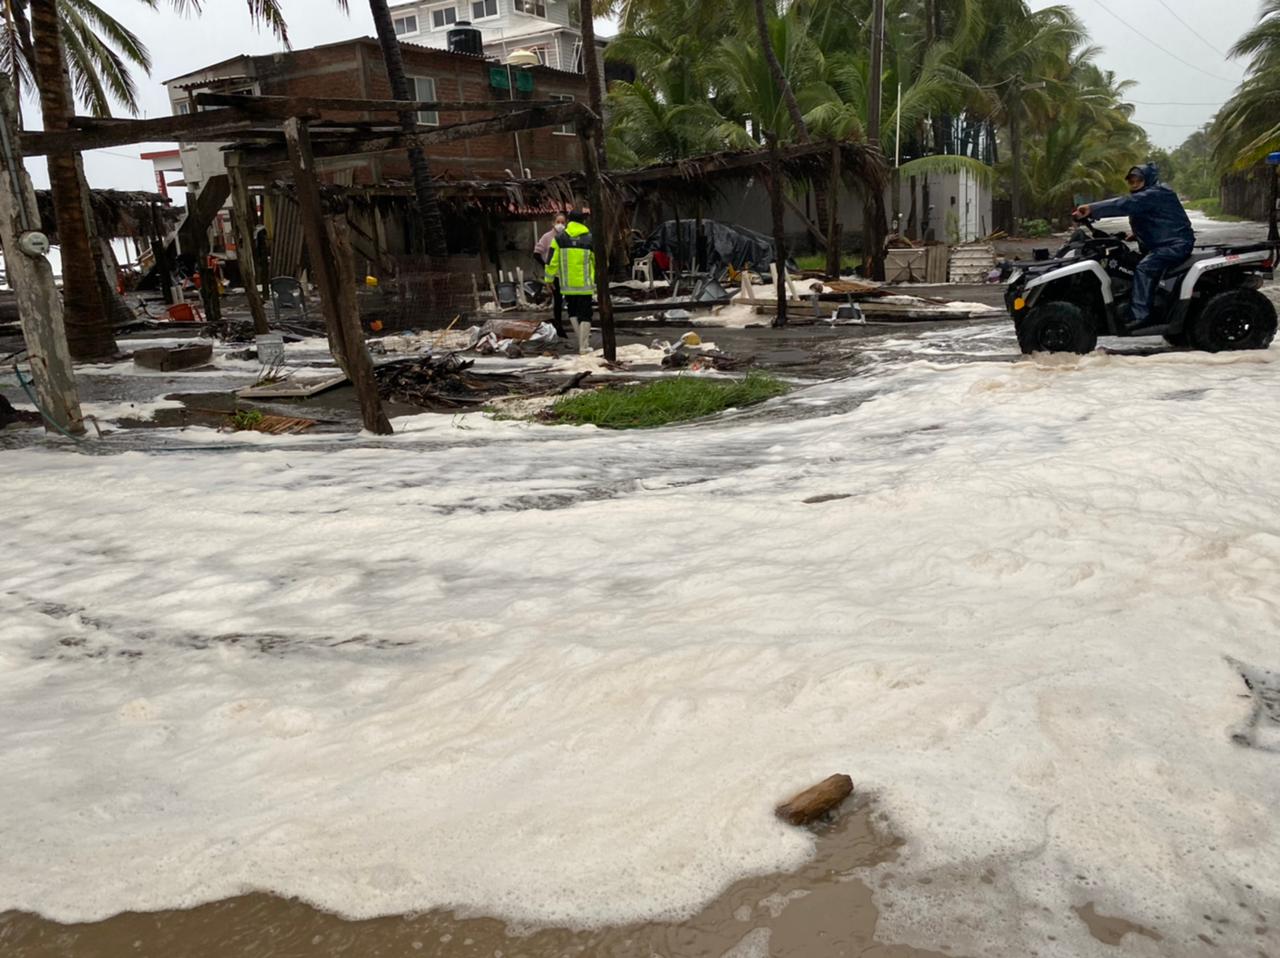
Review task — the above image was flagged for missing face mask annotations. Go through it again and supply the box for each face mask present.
[554,223,566,232]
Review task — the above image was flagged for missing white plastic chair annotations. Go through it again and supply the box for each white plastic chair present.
[631,252,656,290]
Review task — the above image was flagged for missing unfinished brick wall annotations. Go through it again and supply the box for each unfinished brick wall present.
[250,38,586,186]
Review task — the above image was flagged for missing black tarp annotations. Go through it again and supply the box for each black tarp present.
[639,220,782,275]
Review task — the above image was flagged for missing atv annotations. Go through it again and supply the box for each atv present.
[1004,217,1278,354]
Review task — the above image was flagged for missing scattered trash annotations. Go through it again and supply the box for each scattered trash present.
[1226,656,1280,750]
[471,318,558,345]
[775,774,854,826]
[255,333,286,365]
[827,303,866,325]
[663,309,693,322]
[680,332,702,347]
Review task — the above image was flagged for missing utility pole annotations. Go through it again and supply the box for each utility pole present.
[0,73,83,435]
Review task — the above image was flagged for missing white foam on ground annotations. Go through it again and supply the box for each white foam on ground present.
[3,322,1280,956]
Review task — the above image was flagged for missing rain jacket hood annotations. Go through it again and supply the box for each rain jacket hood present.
[1090,161,1195,251]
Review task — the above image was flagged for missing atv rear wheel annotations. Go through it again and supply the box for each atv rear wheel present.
[1189,288,1278,353]
[1016,301,1097,355]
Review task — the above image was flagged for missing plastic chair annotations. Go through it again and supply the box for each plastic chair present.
[631,252,656,290]
[270,277,308,324]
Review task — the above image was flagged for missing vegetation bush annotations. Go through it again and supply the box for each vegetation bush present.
[552,372,789,429]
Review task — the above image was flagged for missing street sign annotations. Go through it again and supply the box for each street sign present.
[1267,152,1280,166]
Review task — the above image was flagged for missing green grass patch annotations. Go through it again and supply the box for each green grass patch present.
[1186,198,1247,222]
[793,253,863,273]
[551,372,789,429]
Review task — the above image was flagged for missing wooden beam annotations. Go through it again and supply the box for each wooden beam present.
[19,110,281,155]
[226,156,269,336]
[283,117,391,436]
[779,189,827,249]
[196,92,568,115]
[237,101,591,168]
[0,73,83,435]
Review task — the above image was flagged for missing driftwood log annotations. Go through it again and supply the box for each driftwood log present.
[774,774,854,826]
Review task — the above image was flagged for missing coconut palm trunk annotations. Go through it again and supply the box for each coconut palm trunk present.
[29,0,116,360]
[752,0,807,144]
[368,0,448,259]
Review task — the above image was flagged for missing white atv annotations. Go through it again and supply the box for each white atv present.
[1005,217,1277,353]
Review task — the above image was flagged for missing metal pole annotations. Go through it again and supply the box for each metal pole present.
[1269,163,1279,244]
[895,82,902,168]
[868,0,885,146]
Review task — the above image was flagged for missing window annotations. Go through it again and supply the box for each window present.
[551,93,574,135]
[568,1,580,27]
[526,44,551,67]
[513,0,546,16]
[471,0,497,17]
[175,101,191,115]
[409,76,438,126]
[393,14,418,35]
[430,5,457,29]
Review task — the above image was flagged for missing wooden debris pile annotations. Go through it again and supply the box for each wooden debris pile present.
[374,352,535,410]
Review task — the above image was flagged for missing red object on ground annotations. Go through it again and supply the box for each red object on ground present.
[166,302,204,323]
[652,251,671,272]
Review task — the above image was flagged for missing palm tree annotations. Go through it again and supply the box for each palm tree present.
[1212,0,1280,171]
[23,0,330,360]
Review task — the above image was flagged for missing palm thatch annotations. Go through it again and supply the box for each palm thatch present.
[35,188,177,241]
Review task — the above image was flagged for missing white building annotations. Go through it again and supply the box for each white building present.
[387,0,594,75]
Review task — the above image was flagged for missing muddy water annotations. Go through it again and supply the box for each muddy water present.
[1,803,955,958]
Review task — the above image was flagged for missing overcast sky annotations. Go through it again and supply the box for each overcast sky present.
[20,0,1266,198]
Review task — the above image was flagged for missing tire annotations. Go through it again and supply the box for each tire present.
[1016,301,1098,355]
[1189,288,1278,353]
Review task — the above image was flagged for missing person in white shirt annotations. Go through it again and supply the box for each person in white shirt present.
[533,213,568,336]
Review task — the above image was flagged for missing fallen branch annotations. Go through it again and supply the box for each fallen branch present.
[774,774,854,826]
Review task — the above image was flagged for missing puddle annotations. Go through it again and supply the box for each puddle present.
[0,804,956,958]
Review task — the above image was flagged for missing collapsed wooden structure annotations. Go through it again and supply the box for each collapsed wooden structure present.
[12,82,888,437]
[18,91,600,435]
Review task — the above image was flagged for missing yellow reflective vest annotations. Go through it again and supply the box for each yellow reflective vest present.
[545,221,595,296]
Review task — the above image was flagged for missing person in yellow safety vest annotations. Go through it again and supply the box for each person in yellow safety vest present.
[544,210,594,351]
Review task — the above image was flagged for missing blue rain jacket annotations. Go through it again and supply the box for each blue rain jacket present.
[1089,163,1195,251]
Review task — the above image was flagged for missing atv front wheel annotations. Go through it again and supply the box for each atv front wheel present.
[1190,289,1278,353]
[1016,301,1097,355]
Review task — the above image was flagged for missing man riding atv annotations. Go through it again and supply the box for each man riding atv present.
[1072,162,1195,331]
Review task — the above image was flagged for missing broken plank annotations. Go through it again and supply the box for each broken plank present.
[236,373,349,399]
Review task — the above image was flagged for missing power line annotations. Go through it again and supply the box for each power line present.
[1128,99,1222,106]
[1088,0,1237,83]
[1137,119,1209,127]
[1151,0,1229,59]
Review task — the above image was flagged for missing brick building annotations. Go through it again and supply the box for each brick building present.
[164,37,589,197]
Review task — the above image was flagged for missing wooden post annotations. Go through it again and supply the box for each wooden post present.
[576,117,616,361]
[825,144,842,279]
[766,133,788,327]
[0,73,83,434]
[226,156,270,336]
[283,117,392,436]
